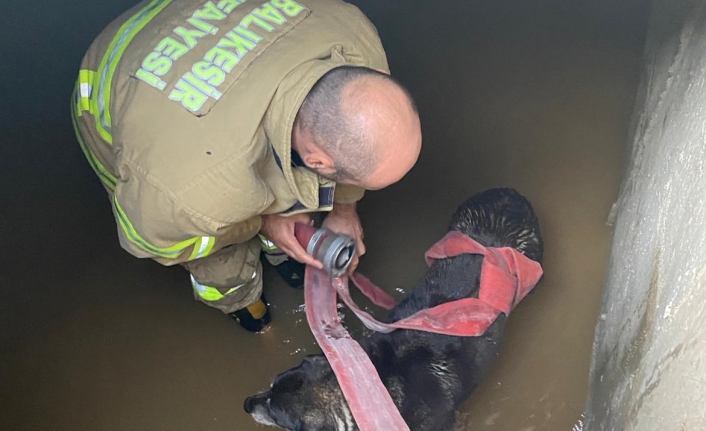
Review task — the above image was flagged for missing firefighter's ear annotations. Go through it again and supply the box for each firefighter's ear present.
[302,151,335,176]
[292,117,335,176]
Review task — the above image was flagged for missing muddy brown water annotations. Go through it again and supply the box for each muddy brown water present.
[1,0,648,430]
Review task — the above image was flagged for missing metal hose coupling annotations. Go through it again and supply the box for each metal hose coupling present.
[294,223,356,278]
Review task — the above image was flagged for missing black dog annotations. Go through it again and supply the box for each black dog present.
[244,188,544,431]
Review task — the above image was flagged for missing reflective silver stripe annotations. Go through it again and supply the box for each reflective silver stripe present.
[190,274,208,294]
[95,0,173,141]
[194,236,211,259]
[79,83,93,98]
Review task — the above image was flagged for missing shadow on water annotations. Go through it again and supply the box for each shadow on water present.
[1,0,648,429]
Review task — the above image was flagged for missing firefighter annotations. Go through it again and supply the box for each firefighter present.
[71,0,422,332]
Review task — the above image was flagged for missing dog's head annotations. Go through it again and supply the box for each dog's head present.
[244,354,351,431]
[448,188,544,263]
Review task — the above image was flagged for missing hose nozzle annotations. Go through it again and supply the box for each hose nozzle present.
[294,223,356,277]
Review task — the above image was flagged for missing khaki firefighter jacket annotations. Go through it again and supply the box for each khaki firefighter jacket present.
[72,0,389,267]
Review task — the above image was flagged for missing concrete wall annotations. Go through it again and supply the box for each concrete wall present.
[585,0,706,429]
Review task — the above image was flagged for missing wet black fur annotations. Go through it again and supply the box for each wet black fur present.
[244,188,544,431]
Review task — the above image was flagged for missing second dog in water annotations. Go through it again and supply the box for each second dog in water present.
[244,188,545,431]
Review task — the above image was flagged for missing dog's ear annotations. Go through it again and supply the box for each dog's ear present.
[276,371,305,393]
[301,354,327,366]
[301,354,328,372]
[300,354,332,380]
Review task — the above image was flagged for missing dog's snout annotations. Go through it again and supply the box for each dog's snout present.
[244,392,270,414]
[244,396,255,414]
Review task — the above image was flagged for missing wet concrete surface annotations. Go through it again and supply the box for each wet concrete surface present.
[0,0,648,430]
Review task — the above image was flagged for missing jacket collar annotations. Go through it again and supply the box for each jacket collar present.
[264,58,343,210]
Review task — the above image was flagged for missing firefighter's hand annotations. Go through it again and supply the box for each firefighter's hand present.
[260,213,324,270]
[322,203,365,275]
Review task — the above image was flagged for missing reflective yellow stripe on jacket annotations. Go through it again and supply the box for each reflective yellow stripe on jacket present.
[71,0,216,263]
[113,195,216,261]
[92,0,174,144]
[76,69,96,115]
[72,0,172,184]
[71,85,118,190]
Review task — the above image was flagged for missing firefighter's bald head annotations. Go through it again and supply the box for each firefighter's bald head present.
[292,66,422,190]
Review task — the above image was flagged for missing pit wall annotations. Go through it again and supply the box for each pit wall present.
[585,0,706,429]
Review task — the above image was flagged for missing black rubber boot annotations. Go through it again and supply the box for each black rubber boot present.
[272,258,306,289]
[260,252,305,289]
[230,294,272,333]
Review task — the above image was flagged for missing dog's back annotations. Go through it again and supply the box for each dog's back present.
[375,188,543,322]
[358,188,544,430]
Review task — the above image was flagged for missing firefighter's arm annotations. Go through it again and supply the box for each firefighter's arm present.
[111,178,261,267]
